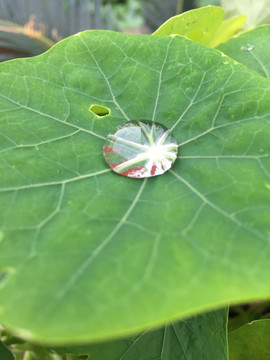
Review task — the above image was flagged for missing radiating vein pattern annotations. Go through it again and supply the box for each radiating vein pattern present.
[0,29,269,343]
[103,121,178,178]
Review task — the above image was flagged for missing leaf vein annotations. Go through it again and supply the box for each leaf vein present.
[79,34,131,122]
[0,169,111,193]
[170,170,268,243]
[0,93,106,140]
[152,37,173,122]
[53,178,147,300]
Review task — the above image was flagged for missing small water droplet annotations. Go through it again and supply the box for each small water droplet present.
[103,121,178,178]
[241,44,254,51]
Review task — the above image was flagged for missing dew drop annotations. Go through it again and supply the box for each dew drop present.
[241,44,254,51]
[103,121,178,178]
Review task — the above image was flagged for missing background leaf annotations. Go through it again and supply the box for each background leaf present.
[0,19,54,62]
[56,308,228,360]
[209,15,246,48]
[0,30,270,343]
[228,319,270,360]
[153,6,224,44]
[0,340,14,360]
[153,6,245,47]
[218,25,270,78]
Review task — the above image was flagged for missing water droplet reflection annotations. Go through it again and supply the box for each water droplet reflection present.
[103,121,178,178]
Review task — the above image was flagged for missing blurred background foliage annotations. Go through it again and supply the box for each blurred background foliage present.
[0,0,216,61]
[1,0,270,61]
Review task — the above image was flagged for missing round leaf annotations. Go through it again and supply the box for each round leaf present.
[0,31,270,343]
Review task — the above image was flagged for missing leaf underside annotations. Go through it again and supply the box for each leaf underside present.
[0,30,270,343]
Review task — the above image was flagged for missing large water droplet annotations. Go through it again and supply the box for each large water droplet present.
[103,121,178,178]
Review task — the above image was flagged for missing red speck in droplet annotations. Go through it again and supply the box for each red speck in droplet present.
[120,165,145,177]
[150,164,157,175]
[103,145,114,155]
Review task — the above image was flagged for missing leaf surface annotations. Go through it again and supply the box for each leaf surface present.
[56,308,228,360]
[0,31,270,343]
[218,25,270,78]
[229,319,270,360]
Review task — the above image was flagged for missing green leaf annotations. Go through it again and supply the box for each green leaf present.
[23,348,62,360]
[152,6,245,47]
[209,15,247,48]
[56,308,228,360]
[228,319,270,360]
[153,6,225,45]
[221,0,270,28]
[0,340,14,360]
[218,25,270,78]
[0,30,270,343]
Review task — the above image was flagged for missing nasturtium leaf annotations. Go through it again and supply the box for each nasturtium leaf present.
[56,308,228,360]
[229,319,270,360]
[152,6,245,48]
[153,6,225,45]
[0,30,270,344]
[209,15,247,48]
[218,25,270,78]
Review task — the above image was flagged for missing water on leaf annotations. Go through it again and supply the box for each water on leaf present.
[241,44,254,51]
[103,121,178,178]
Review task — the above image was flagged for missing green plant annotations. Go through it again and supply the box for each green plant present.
[0,5,270,360]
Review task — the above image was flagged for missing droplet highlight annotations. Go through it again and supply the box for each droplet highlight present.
[241,44,254,51]
[103,121,178,178]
